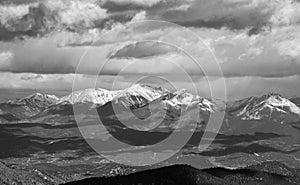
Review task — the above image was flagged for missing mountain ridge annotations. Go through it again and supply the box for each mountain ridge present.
[0,85,300,124]
[228,93,300,123]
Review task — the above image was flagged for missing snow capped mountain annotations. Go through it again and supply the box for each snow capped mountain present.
[0,93,59,119]
[112,84,169,109]
[228,93,300,123]
[6,92,59,107]
[59,84,168,108]
[19,93,59,107]
[164,89,215,113]
[0,84,219,124]
[59,88,118,105]
[58,84,215,112]
[195,97,215,113]
[166,89,193,106]
[2,85,299,125]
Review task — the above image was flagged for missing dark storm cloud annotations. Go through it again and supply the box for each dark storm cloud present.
[109,41,181,59]
[100,1,147,12]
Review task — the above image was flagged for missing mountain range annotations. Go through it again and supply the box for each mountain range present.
[0,84,300,126]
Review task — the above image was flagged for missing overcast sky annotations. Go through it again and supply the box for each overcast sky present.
[0,0,300,100]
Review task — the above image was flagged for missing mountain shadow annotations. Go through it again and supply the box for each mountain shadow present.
[62,162,300,185]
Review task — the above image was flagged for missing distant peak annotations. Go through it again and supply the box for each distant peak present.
[121,83,170,94]
[175,88,189,94]
[129,83,166,90]
[26,92,44,98]
[264,92,282,98]
[59,88,114,105]
[231,92,300,122]
[173,89,193,99]
[22,93,59,102]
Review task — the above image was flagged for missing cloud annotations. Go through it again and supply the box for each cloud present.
[144,0,300,30]
[20,73,43,80]
[0,20,299,78]
[0,72,74,90]
[9,39,80,73]
[144,0,269,29]
[223,75,300,100]
[104,0,163,7]
[109,41,181,59]
[0,0,108,40]
[100,0,164,12]
[1,0,300,43]
[0,0,37,5]
[270,0,300,26]
[0,0,300,100]
[0,0,300,79]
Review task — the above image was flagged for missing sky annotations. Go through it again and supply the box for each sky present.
[0,0,300,100]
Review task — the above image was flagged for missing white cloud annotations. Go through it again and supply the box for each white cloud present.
[0,0,299,80]
[54,0,107,28]
[0,3,33,27]
[0,20,299,78]
[270,0,300,26]
[0,0,108,37]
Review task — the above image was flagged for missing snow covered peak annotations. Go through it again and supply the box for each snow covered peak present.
[57,84,216,114]
[6,93,59,108]
[265,95,300,115]
[112,84,169,109]
[121,84,169,96]
[230,93,300,122]
[28,93,59,102]
[58,84,168,108]
[164,89,215,112]
[196,97,216,112]
[0,93,60,120]
[59,88,116,105]
[170,89,194,105]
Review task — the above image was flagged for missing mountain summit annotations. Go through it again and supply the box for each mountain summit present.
[112,84,170,109]
[59,88,118,105]
[228,93,300,123]
[0,93,59,120]
[59,84,169,109]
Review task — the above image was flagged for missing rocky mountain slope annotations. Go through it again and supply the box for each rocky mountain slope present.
[228,93,300,123]
[0,93,59,121]
[59,88,117,105]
